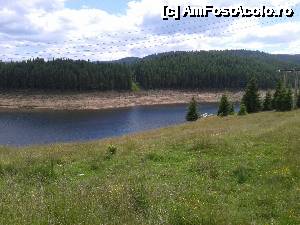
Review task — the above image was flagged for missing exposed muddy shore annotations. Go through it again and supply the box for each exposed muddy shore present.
[0,90,246,111]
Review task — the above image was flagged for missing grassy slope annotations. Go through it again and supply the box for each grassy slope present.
[0,111,299,225]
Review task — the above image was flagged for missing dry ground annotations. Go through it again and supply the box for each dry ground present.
[0,90,246,110]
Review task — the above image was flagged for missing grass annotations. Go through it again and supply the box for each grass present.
[0,110,299,225]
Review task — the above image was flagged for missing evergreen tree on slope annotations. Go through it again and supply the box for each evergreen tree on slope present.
[218,94,231,117]
[263,91,273,111]
[186,97,199,121]
[242,77,261,113]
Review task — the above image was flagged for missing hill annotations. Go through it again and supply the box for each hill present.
[112,57,141,65]
[0,110,299,224]
[274,54,300,64]
[134,50,300,89]
[0,50,299,91]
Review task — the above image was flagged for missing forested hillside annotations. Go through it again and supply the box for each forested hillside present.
[134,50,299,89]
[0,59,132,91]
[0,50,299,91]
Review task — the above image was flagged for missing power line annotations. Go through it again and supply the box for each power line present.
[3,0,299,48]
[3,15,298,60]
[2,11,299,61]
[8,16,297,61]
[64,16,300,56]
[10,17,234,48]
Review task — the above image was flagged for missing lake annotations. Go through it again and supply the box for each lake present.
[0,103,237,147]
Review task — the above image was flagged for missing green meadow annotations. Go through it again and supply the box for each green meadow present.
[0,110,299,225]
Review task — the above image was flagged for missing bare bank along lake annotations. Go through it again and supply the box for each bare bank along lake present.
[0,103,239,147]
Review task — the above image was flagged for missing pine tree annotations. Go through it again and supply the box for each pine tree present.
[242,77,261,113]
[186,97,199,121]
[272,80,284,110]
[297,92,300,108]
[278,88,287,111]
[229,103,235,115]
[238,103,247,116]
[294,89,298,109]
[218,95,231,117]
[283,88,293,111]
[263,91,273,111]
[272,80,294,111]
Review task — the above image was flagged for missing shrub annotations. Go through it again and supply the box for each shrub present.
[131,81,140,92]
[238,104,247,116]
[233,165,252,184]
[229,103,235,115]
[105,145,117,160]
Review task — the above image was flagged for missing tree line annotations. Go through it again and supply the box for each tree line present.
[186,78,300,122]
[0,50,299,91]
[217,78,299,117]
[134,50,299,90]
[0,58,132,91]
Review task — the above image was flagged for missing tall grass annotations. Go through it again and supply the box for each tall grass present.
[0,110,299,224]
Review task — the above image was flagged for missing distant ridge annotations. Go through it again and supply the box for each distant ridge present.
[111,57,141,65]
[273,54,300,64]
[110,50,300,66]
[1,50,300,91]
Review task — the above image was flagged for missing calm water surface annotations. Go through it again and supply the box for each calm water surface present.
[0,103,237,147]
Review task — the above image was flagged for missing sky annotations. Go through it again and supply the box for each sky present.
[0,0,300,61]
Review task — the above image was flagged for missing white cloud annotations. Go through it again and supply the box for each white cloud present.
[0,0,300,61]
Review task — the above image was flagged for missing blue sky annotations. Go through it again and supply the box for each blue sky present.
[0,0,300,61]
[65,0,131,14]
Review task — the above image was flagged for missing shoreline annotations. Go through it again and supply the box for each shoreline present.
[0,90,246,111]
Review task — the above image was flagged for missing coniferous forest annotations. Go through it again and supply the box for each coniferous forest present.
[0,59,132,91]
[0,50,299,91]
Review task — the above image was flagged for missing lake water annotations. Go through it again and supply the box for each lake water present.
[0,103,235,147]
